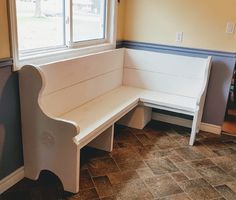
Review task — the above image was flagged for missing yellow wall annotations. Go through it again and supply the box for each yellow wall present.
[0,0,124,58]
[117,0,125,40]
[123,0,236,52]
[3,0,236,57]
[0,0,10,58]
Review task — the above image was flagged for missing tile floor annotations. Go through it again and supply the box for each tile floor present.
[2,121,236,200]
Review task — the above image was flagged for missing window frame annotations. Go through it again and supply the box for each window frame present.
[9,0,117,71]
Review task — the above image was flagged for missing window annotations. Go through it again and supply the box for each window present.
[72,0,106,42]
[9,0,117,69]
[16,0,65,52]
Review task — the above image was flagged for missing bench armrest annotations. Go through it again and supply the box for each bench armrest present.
[19,65,79,140]
[196,56,212,106]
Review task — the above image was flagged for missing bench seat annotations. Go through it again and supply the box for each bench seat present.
[19,48,212,193]
[62,86,141,146]
[60,86,198,146]
[139,89,197,114]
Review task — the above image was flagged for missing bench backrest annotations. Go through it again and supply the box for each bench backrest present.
[39,49,124,116]
[38,48,210,117]
[123,49,210,98]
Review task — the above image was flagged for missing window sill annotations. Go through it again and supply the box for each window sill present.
[14,42,116,71]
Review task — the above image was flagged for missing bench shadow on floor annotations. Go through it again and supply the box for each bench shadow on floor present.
[2,121,236,200]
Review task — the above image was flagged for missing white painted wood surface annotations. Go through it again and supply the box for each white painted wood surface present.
[123,68,203,98]
[151,113,222,134]
[124,49,207,78]
[123,48,212,145]
[117,106,152,129]
[123,49,209,98]
[42,69,123,116]
[62,86,141,146]
[87,125,114,152]
[40,49,124,116]
[19,48,212,193]
[19,66,80,193]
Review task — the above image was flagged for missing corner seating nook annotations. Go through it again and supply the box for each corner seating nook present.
[19,48,212,193]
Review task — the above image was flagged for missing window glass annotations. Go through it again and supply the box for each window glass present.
[16,0,65,52]
[11,0,115,66]
[72,0,106,42]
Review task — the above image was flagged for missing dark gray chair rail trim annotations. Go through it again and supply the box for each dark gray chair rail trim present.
[0,58,13,68]
[117,40,236,58]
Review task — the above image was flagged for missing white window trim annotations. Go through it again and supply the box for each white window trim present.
[9,0,117,71]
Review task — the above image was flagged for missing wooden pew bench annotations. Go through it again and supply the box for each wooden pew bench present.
[19,48,212,193]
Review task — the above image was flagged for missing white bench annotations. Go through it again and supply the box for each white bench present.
[19,48,212,193]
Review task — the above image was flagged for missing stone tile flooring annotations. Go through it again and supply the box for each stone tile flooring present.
[2,121,236,200]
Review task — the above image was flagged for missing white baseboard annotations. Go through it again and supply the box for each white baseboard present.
[152,113,193,128]
[152,112,222,135]
[0,167,24,194]
[200,122,222,135]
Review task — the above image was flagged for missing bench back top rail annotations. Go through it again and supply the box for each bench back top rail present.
[123,48,211,99]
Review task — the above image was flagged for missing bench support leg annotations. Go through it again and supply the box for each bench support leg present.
[189,111,200,146]
[87,125,114,152]
[117,106,152,129]
[58,150,81,193]
[189,127,197,146]
[24,146,81,194]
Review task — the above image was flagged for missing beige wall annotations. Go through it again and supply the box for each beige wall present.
[123,0,236,52]
[0,0,10,59]
[117,0,125,40]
